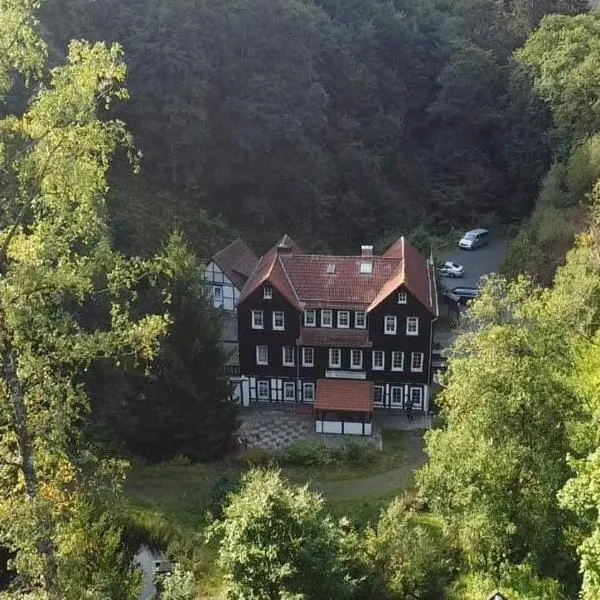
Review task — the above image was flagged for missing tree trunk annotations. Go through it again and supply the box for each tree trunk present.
[0,317,37,499]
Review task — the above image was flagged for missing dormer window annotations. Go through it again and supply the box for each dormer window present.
[263,285,272,300]
[326,263,336,274]
[360,261,373,274]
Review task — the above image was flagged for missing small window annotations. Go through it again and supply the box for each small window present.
[303,383,315,402]
[282,347,295,367]
[337,311,350,328]
[360,261,373,274]
[351,350,363,369]
[257,380,269,399]
[374,386,384,406]
[326,263,336,274]
[302,347,314,367]
[263,285,272,300]
[213,286,223,302]
[372,350,384,370]
[355,311,366,329]
[410,387,423,409]
[411,352,424,372]
[252,310,264,329]
[321,310,333,327]
[397,291,407,304]
[283,381,296,401]
[256,345,268,365]
[406,316,419,336]
[329,348,341,368]
[384,315,397,335]
[304,309,316,327]
[391,351,404,371]
[391,386,403,407]
[273,311,285,331]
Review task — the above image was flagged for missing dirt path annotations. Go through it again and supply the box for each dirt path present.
[312,431,428,499]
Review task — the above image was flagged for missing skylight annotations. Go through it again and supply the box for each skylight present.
[359,261,373,274]
[326,263,336,274]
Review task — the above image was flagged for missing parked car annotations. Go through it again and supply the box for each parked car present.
[458,228,489,250]
[438,260,464,278]
[443,286,481,305]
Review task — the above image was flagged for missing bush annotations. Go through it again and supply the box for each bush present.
[280,440,332,466]
[238,447,273,468]
[340,439,379,466]
[207,476,241,518]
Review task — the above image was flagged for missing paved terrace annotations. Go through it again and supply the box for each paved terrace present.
[238,404,431,452]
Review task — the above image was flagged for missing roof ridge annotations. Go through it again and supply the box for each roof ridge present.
[213,237,243,260]
[277,255,304,308]
[281,253,398,260]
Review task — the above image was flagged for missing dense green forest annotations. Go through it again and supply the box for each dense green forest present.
[4,0,600,598]
[40,0,586,252]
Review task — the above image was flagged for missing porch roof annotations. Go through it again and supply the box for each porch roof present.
[314,379,374,413]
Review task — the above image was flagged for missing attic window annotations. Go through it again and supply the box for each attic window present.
[263,285,272,300]
[326,263,336,274]
[359,261,373,274]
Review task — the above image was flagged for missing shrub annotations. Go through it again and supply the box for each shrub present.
[280,440,332,466]
[340,439,379,466]
[238,447,273,468]
[207,476,241,518]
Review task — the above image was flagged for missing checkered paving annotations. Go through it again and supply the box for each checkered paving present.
[238,407,313,451]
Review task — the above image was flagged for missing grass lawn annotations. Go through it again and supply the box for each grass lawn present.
[124,429,427,597]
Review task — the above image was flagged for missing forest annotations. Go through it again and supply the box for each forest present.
[3,0,600,598]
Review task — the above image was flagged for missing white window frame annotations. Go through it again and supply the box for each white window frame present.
[329,348,341,368]
[302,347,314,367]
[351,350,363,370]
[303,383,315,402]
[406,316,419,336]
[410,387,423,408]
[397,291,407,304]
[372,350,385,371]
[213,285,223,302]
[252,310,264,329]
[283,381,296,401]
[337,311,350,328]
[257,380,269,400]
[374,385,384,406]
[273,311,285,331]
[263,285,272,300]
[391,386,403,407]
[282,347,295,367]
[321,310,333,328]
[384,315,397,335]
[256,345,268,366]
[391,351,404,372]
[304,309,316,327]
[411,352,424,372]
[355,311,366,329]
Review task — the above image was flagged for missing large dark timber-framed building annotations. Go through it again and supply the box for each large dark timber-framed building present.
[235,234,439,429]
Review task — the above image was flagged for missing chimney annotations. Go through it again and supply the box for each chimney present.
[361,245,373,257]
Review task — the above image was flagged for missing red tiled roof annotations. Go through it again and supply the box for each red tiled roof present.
[280,254,401,306]
[237,234,436,316]
[237,234,304,309]
[299,328,372,348]
[314,379,374,413]
[212,239,258,290]
[368,237,436,314]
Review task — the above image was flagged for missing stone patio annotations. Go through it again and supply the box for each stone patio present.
[238,404,430,451]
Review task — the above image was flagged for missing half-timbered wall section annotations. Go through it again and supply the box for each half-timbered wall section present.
[237,235,438,412]
[203,238,258,312]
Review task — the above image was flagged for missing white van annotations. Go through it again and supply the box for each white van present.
[459,228,489,250]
